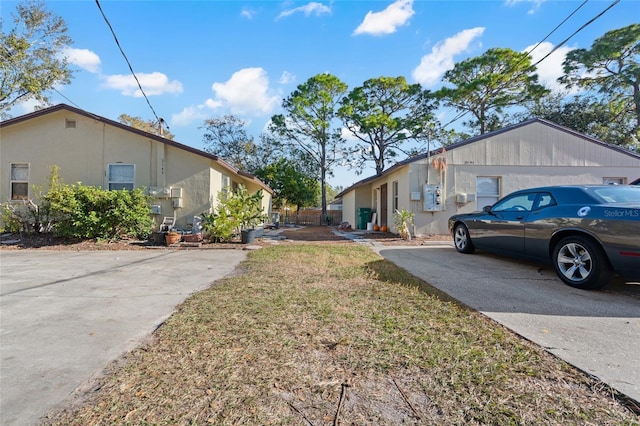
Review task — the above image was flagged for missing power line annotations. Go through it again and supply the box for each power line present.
[531,0,620,69]
[523,0,589,59]
[441,0,620,131]
[94,0,163,125]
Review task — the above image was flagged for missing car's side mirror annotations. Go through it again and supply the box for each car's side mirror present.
[483,205,492,213]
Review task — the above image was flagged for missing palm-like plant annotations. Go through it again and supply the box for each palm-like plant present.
[394,208,414,241]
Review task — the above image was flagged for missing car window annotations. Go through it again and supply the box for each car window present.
[534,193,556,210]
[590,186,640,203]
[492,193,535,212]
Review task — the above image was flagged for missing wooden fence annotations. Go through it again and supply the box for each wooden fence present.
[275,210,342,226]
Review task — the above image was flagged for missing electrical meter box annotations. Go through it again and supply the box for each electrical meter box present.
[423,184,443,211]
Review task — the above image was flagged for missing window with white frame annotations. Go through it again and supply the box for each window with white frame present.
[603,177,626,185]
[392,180,399,212]
[10,163,29,200]
[108,164,135,190]
[476,177,500,210]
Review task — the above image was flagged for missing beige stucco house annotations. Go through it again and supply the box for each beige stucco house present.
[0,104,272,232]
[338,118,640,236]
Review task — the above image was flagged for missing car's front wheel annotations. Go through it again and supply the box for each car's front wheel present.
[453,223,475,254]
[552,235,612,289]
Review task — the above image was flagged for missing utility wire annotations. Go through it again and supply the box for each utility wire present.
[442,0,589,130]
[442,0,619,130]
[94,0,163,126]
[531,0,620,69]
[523,0,589,60]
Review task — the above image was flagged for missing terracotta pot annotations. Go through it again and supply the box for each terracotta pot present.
[165,232,181,246]
[183,233,203,243]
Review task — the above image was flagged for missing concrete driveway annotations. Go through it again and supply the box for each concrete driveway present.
[0,249,247,426]
[373,243,640,404]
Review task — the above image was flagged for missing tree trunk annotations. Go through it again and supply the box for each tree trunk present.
[321,167,327,220]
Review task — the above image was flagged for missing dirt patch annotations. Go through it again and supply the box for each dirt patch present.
[0,233,149,251]
[278,225,450,246]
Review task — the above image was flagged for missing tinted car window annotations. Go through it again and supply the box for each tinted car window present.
[589,186,640,203]
[535,193,556,210]
[492,193,536,212]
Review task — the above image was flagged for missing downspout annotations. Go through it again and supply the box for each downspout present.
[102,122,106,188]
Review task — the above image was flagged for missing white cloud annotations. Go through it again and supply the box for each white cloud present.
[277,2,331,19]
[353,0,414,36]
[103,72,183,97]
[210,67,280,115]
[241,7,259,19]
[279,71,296,85]
[505,0,545,15]
[14,98,44,115]
[205,98,223,109]
[171,105,209,127]
[341,126,360,142]
[61,47,101,73]
[525,41,573,93]
[412,27,485,87]
[170,98,225,127]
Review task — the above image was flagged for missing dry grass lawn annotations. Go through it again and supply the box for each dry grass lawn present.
[43,227,639,425]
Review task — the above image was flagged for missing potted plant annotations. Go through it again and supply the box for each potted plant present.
[234,186,267,244]
[165,229,182,245]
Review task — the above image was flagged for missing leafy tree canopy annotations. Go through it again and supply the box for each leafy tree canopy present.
[1,0,73,114]
[436,47,549,135]
[269,73,349,216]
[339,76,437,175]
[559,24,640,148]
[200,115,259,171]
[253,158,319,212]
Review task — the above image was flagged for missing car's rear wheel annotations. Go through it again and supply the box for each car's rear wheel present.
[453,223,475,254]
[552,235,612,289]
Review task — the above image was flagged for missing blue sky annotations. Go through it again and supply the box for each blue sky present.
[4,0,638,188]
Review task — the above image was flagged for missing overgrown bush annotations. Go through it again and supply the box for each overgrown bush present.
[1,203,24,233]
[46,184,153,241]
[201,185,266,243]
[1,166,153,241]
[1,198,53,233]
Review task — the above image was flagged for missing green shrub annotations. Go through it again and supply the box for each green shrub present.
[1,173,54,233]
[45,184,153,241]
[1,203,23,233]
[394,208,414,241]
[201,210,236,243]
[201,185,266,243]
[2,166,153,241]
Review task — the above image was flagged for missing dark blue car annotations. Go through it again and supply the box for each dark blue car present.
[448,185,640,289]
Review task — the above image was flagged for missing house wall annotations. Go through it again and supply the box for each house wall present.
[342,191,356,227]
[158,144,214,229]
[1,108,272,232]
[343,121,640,237]
[379,167,409,232]
[422,124,639,235]
[341,184,373,229]
[1,110,110,196]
